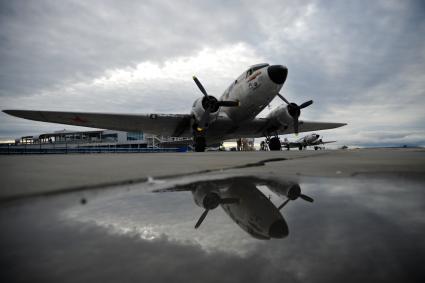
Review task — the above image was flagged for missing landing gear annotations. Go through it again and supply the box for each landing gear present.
[268,137,281,151]
[298,146,303,151]
[314,146,318,150]
[194,136,206,152]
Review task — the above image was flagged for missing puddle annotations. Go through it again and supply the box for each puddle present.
[1,174,424,282]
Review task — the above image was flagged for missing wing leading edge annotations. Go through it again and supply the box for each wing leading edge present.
[3,110,192,137]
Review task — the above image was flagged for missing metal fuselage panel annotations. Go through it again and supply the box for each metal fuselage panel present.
[220,182,286,239]
[219,66,283,123]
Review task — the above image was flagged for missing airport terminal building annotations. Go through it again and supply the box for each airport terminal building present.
[2,129,192,153]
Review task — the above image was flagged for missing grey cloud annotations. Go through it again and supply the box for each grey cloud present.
[1,0,424,146]
[0,0,262,98]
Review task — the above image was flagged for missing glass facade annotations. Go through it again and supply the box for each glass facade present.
[102,133,118,142]
[127,132,144,141]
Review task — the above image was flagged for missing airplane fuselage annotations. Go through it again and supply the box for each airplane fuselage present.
[191,63,287,129]
[296,133,320,145]
[219,64,284,122]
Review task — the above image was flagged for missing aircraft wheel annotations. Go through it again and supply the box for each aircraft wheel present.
[298,146,303,151]
[268,137,281,151]
[194,137,206,152]
[314,146,318,150]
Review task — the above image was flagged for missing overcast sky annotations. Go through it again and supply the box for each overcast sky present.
[1,0,424,146]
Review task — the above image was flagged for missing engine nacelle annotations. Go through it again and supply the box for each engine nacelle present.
[266,104,293,127]
[192,184,220,210]
[191,96,219,129]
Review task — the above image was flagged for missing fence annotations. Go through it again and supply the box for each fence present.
[0,145,188,154]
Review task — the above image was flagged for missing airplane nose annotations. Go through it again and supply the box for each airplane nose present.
[268,219,289,238]
[267,65,288,84]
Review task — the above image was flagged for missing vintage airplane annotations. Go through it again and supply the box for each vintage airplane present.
[154,176,313,239]
[3,63,346,151]
[281,133,336,150]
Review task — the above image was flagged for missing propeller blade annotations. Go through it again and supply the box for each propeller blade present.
[299,100,313,109]
[300,194,314,202]
[217,101,239,107]
[220,198,239,204]
[193,76,208,97]
[278,199,290,210]
[293,116,299,135]
[195,209,209,229]
[276,93,290,105]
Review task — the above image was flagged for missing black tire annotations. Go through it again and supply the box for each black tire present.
[298,146,303,151]
[268,137,281,151]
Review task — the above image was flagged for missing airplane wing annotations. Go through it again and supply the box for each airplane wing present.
[3,109,346,143]
[3,110,192,137]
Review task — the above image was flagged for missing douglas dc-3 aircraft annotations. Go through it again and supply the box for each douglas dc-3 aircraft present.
[3,63,346,151]
[281,133,336,151]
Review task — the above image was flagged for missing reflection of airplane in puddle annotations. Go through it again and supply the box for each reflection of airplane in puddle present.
[154,177,313,239]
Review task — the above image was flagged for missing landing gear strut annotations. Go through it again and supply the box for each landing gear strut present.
[268,136,281,151]
[194,136,206,152]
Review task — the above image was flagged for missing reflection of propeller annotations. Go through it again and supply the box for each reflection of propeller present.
[277,184,314,210]
[193,76,239,131]
[195,209,210,229]
[276,93,313,135]
[195,193,239,229]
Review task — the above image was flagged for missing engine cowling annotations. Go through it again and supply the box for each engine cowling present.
[191,96,219,129]
[266,104,294,128]
[192,185,220,210]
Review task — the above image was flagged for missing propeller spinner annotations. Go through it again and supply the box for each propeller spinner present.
[194,192,239,229]
[276,93,313,135]
[277,184,314,210]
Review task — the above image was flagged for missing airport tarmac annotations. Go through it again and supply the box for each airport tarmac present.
[1,148,425,282]
[0,148,424,201]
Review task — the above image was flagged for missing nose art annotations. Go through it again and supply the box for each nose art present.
[267,65,288,84]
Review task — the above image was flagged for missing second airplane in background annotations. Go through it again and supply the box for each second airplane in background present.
[281,133,336,150]
[4,63,346,152]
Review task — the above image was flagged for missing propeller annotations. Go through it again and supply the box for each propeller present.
[277,199,290,210]
[193,76,239,131]
[276,93,313,135]
[195,209,210,229]
[194,196,239,229]
[277,184,314,210]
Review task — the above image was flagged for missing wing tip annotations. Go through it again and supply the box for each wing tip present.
[3,109,17,116]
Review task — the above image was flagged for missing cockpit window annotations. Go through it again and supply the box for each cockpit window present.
[246,69,253,78]
[251,63,269,72]
[246,63,269,78]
